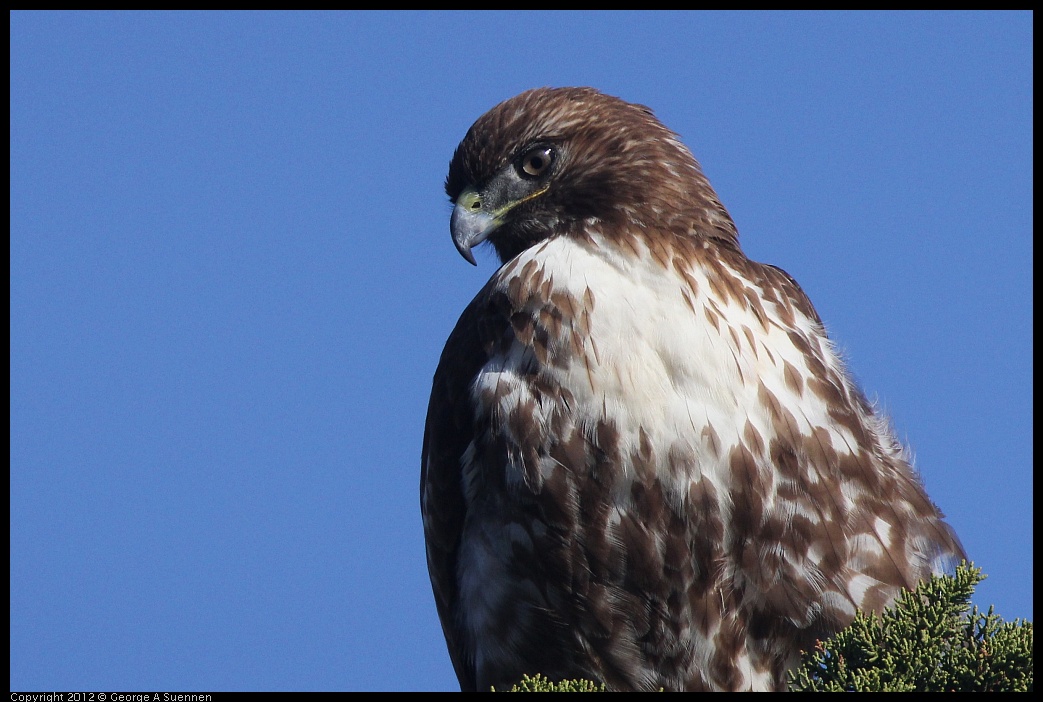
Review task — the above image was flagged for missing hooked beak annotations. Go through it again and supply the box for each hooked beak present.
[450,188,500,266]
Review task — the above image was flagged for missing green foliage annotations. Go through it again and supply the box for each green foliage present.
[496,673,607,692]
[788,564,1033,692]
[496,565,1032,691]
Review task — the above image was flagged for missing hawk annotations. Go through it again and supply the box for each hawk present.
[421,87,965,692]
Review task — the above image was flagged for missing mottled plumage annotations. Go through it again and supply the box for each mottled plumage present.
[421,87,965,692]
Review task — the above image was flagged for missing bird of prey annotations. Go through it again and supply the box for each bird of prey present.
[421,87,965,692]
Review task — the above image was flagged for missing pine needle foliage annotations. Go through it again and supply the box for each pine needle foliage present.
[788,564,1032,692]
[496,673,607,692]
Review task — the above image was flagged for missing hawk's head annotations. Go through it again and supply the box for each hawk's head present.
[445,87,738,265]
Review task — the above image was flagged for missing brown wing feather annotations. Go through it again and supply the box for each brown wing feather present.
[421,288,495,691]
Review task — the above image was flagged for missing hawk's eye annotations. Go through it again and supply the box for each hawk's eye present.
[517,146,555,179]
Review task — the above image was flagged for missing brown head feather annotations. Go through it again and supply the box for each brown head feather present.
[446,87,738,263]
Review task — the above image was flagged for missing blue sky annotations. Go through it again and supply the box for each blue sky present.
[10,11,1031,692]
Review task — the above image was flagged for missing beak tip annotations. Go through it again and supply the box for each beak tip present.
[453,238,478,266]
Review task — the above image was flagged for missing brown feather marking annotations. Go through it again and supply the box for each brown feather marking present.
[782,359,804,396]
[674,256,701,299]
[742,325,758,357]
[703,304,720,331]
[701,425,722,460]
